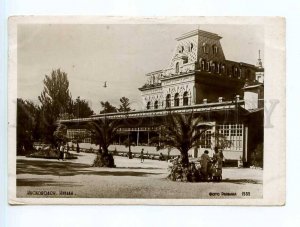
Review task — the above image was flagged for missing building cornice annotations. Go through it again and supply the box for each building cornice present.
[59,100,246,124]
[138,84,162,91]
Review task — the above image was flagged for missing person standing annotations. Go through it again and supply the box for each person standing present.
[211,147,224,181]
[213,148,223,171]
[76,143,80,153]
[57,143,61,160]
[140,148,144,163]
[200,150,210,181]
[59,143,64,161]
[63,144,67,160]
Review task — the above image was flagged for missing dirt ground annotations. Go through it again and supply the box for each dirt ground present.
[16,151,263,199]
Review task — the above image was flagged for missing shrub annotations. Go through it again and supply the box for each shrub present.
[92,153,116,168]
[251,143,263,168]
[168,160,200,182]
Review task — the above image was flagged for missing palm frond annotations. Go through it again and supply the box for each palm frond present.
[87,118,121,151]
[155,112,213,159]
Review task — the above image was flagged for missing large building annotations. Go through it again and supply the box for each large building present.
[61,29,264,166]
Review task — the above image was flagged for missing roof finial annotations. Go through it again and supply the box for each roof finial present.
[257,49,263,68]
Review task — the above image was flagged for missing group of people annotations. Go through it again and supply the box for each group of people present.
[199,147,224,181]
[57,143,69,161]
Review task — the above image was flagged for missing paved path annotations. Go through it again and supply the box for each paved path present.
[16,151,263,199]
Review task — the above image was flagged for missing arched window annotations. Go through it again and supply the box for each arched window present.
[190,43,194,52]
[146,101,151,110]
[201,60,206,71]
[203,43,208,54]
[211,62,215,72]
[175,62,180,74]
[212,44,218,54]
[246,69,251,80]
[174,93,179,107]
[154,100,158,109]
[166,94,171,108]
[222,65,226,74]
[238,68,242,79]
[232,66,238,77]
[216,63,220,73]
[206,62,210,71]
[183,92,189,106]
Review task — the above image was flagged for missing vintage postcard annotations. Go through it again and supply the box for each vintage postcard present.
[8,16,285,205]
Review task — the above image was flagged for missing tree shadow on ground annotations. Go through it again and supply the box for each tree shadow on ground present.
[17,159,161,177]
[221,178,262,185]
[118,167,164,170]
[17,178,82,187]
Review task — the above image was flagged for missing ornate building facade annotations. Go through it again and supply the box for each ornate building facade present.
[139,29,258,110]
[62,29,264,166]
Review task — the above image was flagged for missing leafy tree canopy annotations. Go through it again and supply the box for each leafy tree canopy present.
[99,101,118,114]
[53,123,68,144]
[118,97,134,112]
[38,69,73,144]
[73,96,94,118]
[17,98,40,154]
[38,69,73,116]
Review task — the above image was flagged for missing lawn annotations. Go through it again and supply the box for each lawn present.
[16,151,263,199]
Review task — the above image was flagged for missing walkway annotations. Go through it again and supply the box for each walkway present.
[16,151,263,199]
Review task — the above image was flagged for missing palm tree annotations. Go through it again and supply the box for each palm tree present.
[88,118,121,167]
[157,112,211,166]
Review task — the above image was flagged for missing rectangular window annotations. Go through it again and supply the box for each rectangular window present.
[216,123,243,151]
[201,130,211,148]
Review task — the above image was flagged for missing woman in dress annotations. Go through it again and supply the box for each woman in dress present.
[212,147,223,180]
[200,150,210,181]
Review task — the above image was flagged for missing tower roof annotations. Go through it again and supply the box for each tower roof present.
[176,29,222,41]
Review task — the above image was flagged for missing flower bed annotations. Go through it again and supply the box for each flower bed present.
[168,159,222,182]
[168,161,201,182]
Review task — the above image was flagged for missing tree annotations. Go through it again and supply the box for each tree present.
[53,123,68,145]
[118,97,134,112]
[99,101,117,114]
[73,96,94,118]
[122,132,134,158]
[155,112,211,166]
[251,143,263,168]
[38,69,73,144]
[88,118,121,167]
[17,98,39,155]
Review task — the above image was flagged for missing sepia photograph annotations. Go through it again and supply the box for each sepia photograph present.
[8,17,285,205]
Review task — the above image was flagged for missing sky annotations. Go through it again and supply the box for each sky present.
[17,24,264,113]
